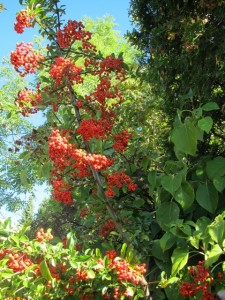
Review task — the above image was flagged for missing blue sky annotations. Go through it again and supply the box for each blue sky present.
[0,0,133,221]
[0,0,132,60]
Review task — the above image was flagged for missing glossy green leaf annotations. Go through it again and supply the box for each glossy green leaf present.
[171,247,189,276]
[205,244,223,266]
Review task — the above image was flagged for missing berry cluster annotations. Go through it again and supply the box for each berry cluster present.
[10,42,44,76]
[100,55,126,80]
[51,178,73,205]
[14,8,35,33]
[75,269,92,281]
[99,220,115,238]
[85,78,122,107]
[36,228,53,242]
[15,88,42,116]
[7,251,33,273]
[179,261,215,299]
[77,119,108,141]
[105,171,138,198]
[49,57,83,87]
[57,20,92,49]
[113,130,132,152]
[48,129,113,203]
[106,250,117,260]
[109,257,146,285]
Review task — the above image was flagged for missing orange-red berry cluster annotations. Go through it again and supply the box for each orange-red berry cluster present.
[36,228,53,242]
[99,220,115,238]
[105,171,138,198]
[15,87,42,116]
[57,20,92,49]
[113,130,132,152]
[179,261,215,300]
[49,57,83,87]
[14,8,35,33]
[7,251,33,273]
[10,42,44,77]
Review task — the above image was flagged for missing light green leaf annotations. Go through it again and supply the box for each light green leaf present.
[40,260,52,281]
[171,247,189,276]
[87,270,96,279]
[208,215,225,246]
[202,102,219,111]
[196,182,218,213]
[171,120,197,156]
[205,244,223,266]
[161,173,182,196]
[197,116,213,133]
[174,182,195,210]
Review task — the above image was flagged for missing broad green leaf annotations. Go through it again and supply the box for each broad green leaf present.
[156,202,180,230]
[174,182,195,210]
[197,116,213,133]
[152,240,169,261]
[171,247,189,276]
[40,260,52,281]
[213,176,225,192]
[208,216,225,245]
[202,102,219,111]
[160,232,176,252]
[205,244,223,266]
[171,120,197,156]
[161,173,182,196]
[206,157,225,179]
[196,182,218,213]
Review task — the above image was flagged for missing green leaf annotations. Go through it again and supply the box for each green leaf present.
[205,244,223,266]
[40,260,52,281]
[161,173,182,196]
[213,176,225,192]
[87,270,96,279]
[174,182,195,210]
[133,198,145,208]
[208,215,225,245]
[206,157,225,179]
[121,243,127,258]
[196,182,218,213]
[171,247,189,276]
[171,120,197,156]
[202,102,219,111]
[197,116,213,133]
[156,202,180,230]
[160,232,176,252]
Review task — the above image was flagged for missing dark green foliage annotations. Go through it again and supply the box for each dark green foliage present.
[128,0,225,155]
